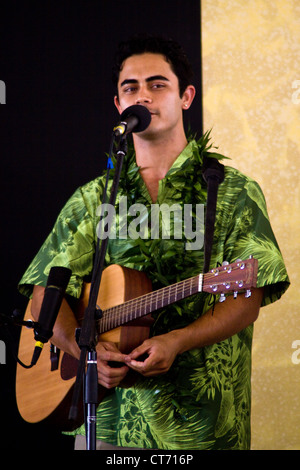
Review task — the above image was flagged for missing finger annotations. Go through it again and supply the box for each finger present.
[126,361,162,377]
[97,342,127,363]
[99,361,129,376]
[102,350,127,363]
[98,374,125,388]
[97,362,129,388]
[125,342,150,361]
[125,354,160,375]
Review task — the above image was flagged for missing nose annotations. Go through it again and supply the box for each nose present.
[135,86,152,105]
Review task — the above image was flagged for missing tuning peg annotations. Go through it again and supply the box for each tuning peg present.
[221,260,232,273]
[219,293,226,303]
[233,291,238,299]
[245,289,252,298]
[211,268,219,275]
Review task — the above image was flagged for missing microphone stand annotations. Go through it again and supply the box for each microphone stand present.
[68,135,128,450]
[0,310,39,369]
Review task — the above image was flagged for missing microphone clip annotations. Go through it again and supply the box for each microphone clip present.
[113,121,129,137]
[0,310,38,330]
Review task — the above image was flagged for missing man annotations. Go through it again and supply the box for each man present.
[19,34,289,450]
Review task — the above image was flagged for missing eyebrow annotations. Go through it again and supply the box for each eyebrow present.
[120,75,170,87]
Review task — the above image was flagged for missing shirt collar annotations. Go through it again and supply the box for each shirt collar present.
[165,139,198,177]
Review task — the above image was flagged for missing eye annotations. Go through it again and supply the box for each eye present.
[151,83,165,90]
[123,86,137,94]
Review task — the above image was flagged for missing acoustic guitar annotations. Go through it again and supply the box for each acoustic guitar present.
[16,257,257,428]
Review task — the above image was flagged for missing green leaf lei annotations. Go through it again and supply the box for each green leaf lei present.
[102,130,228,338]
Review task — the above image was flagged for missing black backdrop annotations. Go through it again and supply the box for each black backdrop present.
[0,0,202,449]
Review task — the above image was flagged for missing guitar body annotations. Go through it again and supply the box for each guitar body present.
[16,264,153,428]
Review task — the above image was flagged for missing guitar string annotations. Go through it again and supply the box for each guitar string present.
[98,276,199,332]
[98,264,252,332]
[77,264,252,332]
[77,279,194,324]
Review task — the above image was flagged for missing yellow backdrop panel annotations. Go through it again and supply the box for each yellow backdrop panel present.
[201,0,300,450]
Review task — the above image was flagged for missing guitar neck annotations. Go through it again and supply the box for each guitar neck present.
[97,257,258,335]
[98,274,202,334]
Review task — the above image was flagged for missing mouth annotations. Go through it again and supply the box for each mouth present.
[140,106,157,115]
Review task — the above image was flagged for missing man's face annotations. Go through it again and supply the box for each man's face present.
[114,53,194,139]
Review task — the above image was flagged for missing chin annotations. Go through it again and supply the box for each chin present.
[135,126,157,139]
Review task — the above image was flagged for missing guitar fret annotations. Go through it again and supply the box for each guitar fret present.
[182,279,186,299]
[92,258,257,336]
[98,275,202,334]
[190,278,193,295]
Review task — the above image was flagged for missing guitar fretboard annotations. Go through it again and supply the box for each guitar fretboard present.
[98,274,203,334]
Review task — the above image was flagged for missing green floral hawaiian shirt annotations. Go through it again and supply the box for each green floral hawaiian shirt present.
[19,138,289,450]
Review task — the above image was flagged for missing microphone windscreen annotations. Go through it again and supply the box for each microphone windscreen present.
[120,105,151,133]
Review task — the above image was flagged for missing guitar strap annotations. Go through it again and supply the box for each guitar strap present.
[202,156,225,273]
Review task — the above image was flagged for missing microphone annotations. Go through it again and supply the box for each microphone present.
[31,266,72,366]
[113,105,151,137]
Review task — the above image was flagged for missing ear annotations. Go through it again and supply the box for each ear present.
[182,85,196,110]
[114,95,122,114]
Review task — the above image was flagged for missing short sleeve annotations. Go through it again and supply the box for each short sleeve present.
[220,170,290,307]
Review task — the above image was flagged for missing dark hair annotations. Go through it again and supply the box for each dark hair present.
[112,33,194,97]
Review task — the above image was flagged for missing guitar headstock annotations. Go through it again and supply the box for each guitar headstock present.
[203,256,258,301]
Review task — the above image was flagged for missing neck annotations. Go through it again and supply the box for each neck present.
[133,130,188,178]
